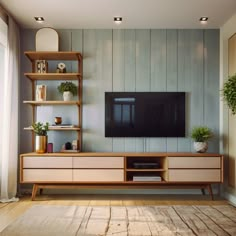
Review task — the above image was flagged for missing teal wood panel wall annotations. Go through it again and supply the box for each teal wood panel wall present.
[20,29,219,153]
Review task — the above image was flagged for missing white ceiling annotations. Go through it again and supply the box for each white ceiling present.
[1,0,236,29]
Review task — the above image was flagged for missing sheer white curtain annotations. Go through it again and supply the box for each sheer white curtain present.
[0,16,20,202]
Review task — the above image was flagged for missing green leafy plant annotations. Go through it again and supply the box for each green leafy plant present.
[191,126,213,142]
[57,81,77,96]
[32,122,49,136]
[222,73,236,115]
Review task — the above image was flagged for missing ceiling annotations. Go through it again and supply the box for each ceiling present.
[1,0,236,29]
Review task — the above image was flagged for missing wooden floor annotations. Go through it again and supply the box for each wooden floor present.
[0,194,229,233]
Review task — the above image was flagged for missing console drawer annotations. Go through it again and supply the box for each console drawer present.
[23,169,72,182]
[23,156,72,168]
[73,157,124,168]
[168,157,221,169]
[73,169,124,182]
[168,169,221,182]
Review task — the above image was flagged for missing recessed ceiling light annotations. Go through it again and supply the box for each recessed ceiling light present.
[199,17,208,24]
[114,17,122,24]
[34,17,45,23]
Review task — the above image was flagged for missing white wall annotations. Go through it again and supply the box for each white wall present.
[220,13,236,204]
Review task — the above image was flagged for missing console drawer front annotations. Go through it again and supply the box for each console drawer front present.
[168,157,221,169]
[23,156,72,168]
[73,157,124,168]
[168,169,221,182]
[73,169,124,182]
[23,169,72,182]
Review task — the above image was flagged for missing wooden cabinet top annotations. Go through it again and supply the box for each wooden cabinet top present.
[20,152,223,157]
[24,51,82,61]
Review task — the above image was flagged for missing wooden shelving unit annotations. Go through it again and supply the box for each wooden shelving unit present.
[24,51,83,152]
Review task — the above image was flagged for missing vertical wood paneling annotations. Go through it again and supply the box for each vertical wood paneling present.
[20,29,220,154]
[124,30,136,152]
[135,30,150,152]
[178,30,205,152]
[204,30,219,153]
[72,30,83,72]
[166,30,178,152]
[83,30,113,152]
[149,29,167,152]
[112,30,125,152]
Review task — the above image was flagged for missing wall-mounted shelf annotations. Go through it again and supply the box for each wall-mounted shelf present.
[23,101,81,106]
[24,51,82,61]
[24,73,81,81]
[24,127,81,131]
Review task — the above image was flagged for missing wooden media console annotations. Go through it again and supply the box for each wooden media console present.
[19,152,223,200]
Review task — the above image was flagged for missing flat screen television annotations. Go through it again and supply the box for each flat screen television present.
[105,92,185,137]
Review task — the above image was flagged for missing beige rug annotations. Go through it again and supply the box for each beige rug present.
[1,205,236,236]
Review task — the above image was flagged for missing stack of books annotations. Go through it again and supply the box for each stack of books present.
[49,124,76,128]
[132,176,162,182]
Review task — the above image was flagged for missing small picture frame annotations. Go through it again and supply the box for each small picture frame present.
[35,60,48,73]
[36,85,47,101]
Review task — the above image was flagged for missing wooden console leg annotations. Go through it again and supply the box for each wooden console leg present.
[31,184,38,201]
[39,188,43,195]
[207,184,214,200]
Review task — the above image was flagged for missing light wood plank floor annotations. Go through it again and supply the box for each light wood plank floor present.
[0,194,229,233]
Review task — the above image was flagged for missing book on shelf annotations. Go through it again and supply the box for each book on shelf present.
[132,176,162,182]
[49,124,77,128]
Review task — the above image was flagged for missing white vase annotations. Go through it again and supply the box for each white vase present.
[63,91,73,101]
[193,142,208,153]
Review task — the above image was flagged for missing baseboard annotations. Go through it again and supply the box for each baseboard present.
[224,192,236,206]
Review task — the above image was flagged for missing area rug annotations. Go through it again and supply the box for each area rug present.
[1,205,236,236]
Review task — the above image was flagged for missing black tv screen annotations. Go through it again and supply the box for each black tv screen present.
[105,92,185,137]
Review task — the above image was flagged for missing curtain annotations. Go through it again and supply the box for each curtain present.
[0,16,20,202]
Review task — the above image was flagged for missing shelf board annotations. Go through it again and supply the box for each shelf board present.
[23,101,80,106]
[24,127,81,131]
[24,51,82,61]
[126,168,166,172]
[24,73,81,81]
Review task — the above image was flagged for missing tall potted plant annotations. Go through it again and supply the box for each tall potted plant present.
[32,122,49,153]
[191,126,213,153]
[57,81,77,101]
[222,73,236,115]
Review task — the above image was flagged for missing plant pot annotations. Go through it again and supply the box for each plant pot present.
[193,142,208,153]
[63,91,73,101]
[35,135,48,153]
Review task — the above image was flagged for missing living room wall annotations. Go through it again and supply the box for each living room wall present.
[20,29,219,154]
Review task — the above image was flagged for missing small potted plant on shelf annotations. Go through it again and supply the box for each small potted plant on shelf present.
[191,126,213,153]
[32,122,49,153]
[57,81,77,101]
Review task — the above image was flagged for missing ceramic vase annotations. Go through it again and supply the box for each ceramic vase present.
[193,142,208,153]
[63,91,73,101]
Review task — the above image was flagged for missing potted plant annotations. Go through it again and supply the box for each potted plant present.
[32,122,49,153]
[191,126,213,153]
[57,81,77,101]
[222,73,236,115]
